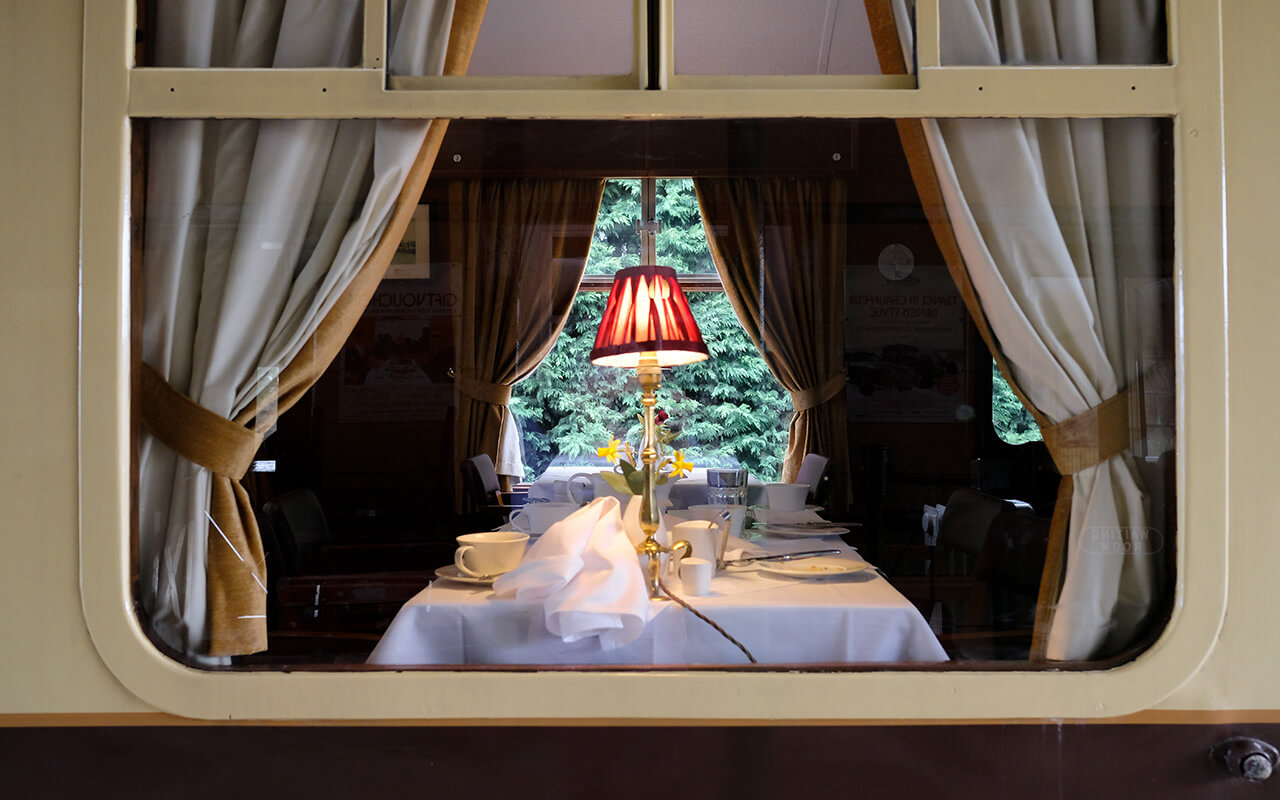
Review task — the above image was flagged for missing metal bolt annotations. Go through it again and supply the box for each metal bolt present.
[1242,753,1273,782]
[1215,737,1278,782]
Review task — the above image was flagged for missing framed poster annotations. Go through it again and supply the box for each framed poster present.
[844,251,967,423]
[338,206,455,422]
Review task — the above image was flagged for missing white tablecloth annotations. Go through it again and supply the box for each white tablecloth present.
[367,536,947,666]
[526,466,766,510]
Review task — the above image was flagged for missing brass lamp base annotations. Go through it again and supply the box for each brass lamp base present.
[635,358,690,599]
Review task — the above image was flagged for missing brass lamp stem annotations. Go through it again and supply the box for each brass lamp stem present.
[636,356,689,598]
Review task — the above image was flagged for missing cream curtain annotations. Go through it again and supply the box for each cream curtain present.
[139,0,485,657]
[871,0,1166,660]
[694,178,850,506]
[451,179,606,494]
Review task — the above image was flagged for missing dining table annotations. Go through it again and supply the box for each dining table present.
[367,531,947,667]
[525,465,767,510]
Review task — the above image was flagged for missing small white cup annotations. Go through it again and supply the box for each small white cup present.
[765,482,809,512]
[509,502,578,534]
[454,531,529,578]
[679,557,713,596]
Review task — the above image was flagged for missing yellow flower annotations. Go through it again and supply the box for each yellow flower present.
[597,438,622,464]
[667,449,694,479]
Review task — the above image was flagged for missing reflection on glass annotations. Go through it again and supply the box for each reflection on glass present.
[674,0,882,75]
[464,0,634,76]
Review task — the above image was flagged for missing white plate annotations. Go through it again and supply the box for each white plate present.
[751,504,823,514]
[433,564,501,586]
[757,524,850,538]
[756,556,870,578]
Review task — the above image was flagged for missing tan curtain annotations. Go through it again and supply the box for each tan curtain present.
[864,0,1165,660]
[693,178,850,505]
[139,1,488,657]
[451,179,607,492]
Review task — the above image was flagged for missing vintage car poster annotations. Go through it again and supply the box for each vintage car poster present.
[338,207,455,422]
[844,253,968,422]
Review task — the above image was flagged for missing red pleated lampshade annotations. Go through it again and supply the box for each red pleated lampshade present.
[589,265,709,368]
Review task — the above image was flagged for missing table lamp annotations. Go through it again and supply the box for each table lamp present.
[590,265,709,597]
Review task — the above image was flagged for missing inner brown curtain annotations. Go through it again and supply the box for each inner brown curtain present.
[140,1,488,656]
[450,178,607,494]
[694,178,850,505]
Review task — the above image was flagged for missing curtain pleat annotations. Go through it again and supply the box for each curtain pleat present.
[693,178,850,507]
[451,179,607,498]
[139,0,488,657]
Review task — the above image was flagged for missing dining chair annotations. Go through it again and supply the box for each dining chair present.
[254,491,440,662]
[920,488,1013,635]
[460,453,526,529]
[794,453,832,506]
[937,506,1050,661]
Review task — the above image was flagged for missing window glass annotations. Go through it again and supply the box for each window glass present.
[464,0,635,77]
[992,360,1042,445]
[673,0,882,75]
[132,117,1174,672]
[141,1,365,68]
[938,0,1168,66]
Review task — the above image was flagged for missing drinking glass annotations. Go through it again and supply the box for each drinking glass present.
[707,468,748,505]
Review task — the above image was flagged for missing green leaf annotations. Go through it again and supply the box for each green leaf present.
[600,471,635,495]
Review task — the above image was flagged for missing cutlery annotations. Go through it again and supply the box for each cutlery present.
[724,548,841,566]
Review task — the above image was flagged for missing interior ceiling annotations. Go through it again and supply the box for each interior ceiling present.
[467,0,881,77]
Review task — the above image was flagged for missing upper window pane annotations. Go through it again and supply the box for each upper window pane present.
[142,1,365,68]
[673,0,882,75]
[939,0,1168,66]
[465,0,635,76]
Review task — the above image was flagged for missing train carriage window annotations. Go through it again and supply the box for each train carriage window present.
[130,114,1174,669]
[81,0,1224,720]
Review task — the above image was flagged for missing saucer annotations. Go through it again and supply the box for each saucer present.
[757,556,870,579]
[434,564,503,586]
[758,523,850,538]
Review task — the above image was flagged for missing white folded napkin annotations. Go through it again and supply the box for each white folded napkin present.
[492,496,649,650]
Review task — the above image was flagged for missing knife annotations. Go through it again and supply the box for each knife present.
[724,548,842,566]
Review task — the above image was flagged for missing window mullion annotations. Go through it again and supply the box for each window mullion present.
[639,177,658,263]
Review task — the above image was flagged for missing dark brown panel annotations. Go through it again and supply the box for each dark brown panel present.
[4,724,1277,798]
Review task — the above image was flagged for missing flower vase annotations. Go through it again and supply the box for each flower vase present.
[621,493,670,549]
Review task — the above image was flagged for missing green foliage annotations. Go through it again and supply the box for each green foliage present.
[510,178,791,482]
[991,359,1043,445]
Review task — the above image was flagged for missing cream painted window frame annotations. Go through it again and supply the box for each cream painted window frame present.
[79,0,1226,722]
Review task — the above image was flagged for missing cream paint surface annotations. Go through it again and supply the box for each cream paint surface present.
[0,0,149,713]
[0,0,1275,720]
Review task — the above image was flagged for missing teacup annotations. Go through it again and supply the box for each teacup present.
[764,482,809,512]
[671,520,722,570]
[509,502,578,534]
[685,504,747,542]
[454,531,529,578]
[557,472,594,504]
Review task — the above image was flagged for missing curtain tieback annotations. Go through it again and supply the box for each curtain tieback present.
[456,374,513,406]
[139,362,262,480]
[791,373,846,412]
[1040,385,1134,475]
